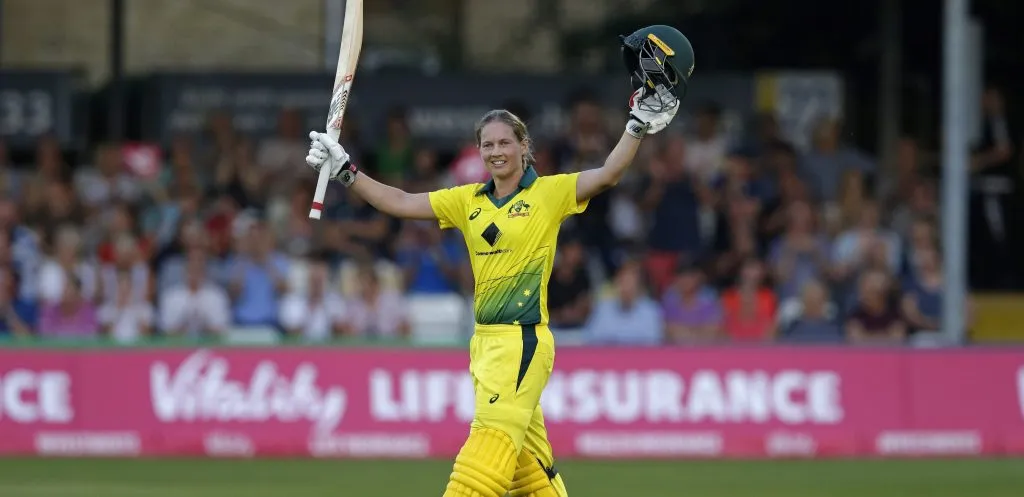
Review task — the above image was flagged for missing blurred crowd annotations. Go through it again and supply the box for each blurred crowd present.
[1,85,1016,347]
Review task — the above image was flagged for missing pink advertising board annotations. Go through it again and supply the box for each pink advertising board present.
[0,347,1021,458]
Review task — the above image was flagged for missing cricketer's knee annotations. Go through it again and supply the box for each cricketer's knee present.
[441,427,518,497]
[509,448,567,497]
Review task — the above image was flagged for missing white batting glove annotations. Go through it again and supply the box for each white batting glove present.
[306,131,357,186]
[625,87,680,138]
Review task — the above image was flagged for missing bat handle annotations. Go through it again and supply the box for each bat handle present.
[308,165,332,219]
[308,128,344,220]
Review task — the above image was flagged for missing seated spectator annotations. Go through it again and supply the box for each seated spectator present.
[404,148,444,193]
[548,235,593,330]
[0,198,42,301]
[714,148,775,208]
[158,135,208,197]
[777,279,843,343]
[879,136,927,208]
[213,138,265,210]
[96,203,153,265]
[799,117,876,201]
[156,220,223,292]
[74,142,144,212]
[0,267,35,337]
[159,250,231,338]
[256,108,308,196]
[823,169,866,237]
[832,200,902,282]
[585,260,663,345]
[900,216,938,282]
[279,253,349,342]
[98,234,153,306]
[768,200,830,301]
[226,219,290,328]
[710,195,759,288]
[143,186,203,257]
[38,225,98,304]
[662,264,723,343]
[34,180,86,238]
[901,246,944,334]
[396,220,470,295]
[98,270,154,343]
[684,102,728,185]
[346,263,410,339]
[327,190,393,261]
[845,269,906,345]
[204,190,243,259]
[23,136,69,221]
[374,108,415,183]
[890,179,939,238]
[37,276,99,338]
[639,134,705,296]
[721,258,777,342]
[759,149,809,243]
[270,182,316,257]
[835,235,902,314]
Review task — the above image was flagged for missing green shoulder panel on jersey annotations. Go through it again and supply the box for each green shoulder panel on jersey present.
[474,248,546,325]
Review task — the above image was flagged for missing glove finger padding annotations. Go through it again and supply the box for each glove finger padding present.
[628,88,645,110]
[315,133,347,162]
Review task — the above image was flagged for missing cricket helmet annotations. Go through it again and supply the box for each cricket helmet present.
[621,25,695,112]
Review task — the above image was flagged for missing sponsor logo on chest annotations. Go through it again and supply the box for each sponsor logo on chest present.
[507,200,531,218]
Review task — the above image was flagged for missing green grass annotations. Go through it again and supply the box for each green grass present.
[0,457,1022,497]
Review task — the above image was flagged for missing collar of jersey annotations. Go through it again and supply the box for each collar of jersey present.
[475,165,539,208]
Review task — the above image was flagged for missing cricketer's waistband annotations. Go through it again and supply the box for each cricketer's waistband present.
[473,323,549,336]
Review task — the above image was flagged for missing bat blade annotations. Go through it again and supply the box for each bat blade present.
[310,0,364,220]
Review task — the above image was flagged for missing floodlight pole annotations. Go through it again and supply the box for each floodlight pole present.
[941,0,970,344]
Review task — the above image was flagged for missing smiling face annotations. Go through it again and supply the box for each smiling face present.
[478,121,526,181]
[475,110,532,183]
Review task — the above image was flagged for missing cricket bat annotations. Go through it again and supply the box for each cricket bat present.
[309,0,364,220]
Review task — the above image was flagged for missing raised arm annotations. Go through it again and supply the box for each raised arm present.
[575,87,679,204]
[576,132,643,202]
[349,172,435,220]
[306,131,435,220]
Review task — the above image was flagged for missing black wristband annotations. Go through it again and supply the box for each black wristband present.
[626,118,648,139]
[338,161,358,187]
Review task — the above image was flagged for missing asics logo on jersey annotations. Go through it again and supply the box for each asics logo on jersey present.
[508,200,531,218]
[489,394,500,404]
[469,207,482,220]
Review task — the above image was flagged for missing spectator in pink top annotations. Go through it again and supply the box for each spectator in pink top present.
[38,276,99,337]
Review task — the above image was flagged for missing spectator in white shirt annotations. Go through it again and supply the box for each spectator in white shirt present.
[686,102,729,185]
[38,225,98,304]
[74,142,144,211]
[159,250,231,338]
[585,260,663,346]
[99,234,152,306]
[831,200,902,284]
[346,262,410,339]
[279,253,349,342]
[99,270,154,343]
[256,108,307,197]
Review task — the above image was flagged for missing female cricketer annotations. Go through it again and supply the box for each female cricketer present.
[306,25,694,497]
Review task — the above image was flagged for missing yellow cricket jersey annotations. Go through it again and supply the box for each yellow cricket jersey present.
[428,166,589,328]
